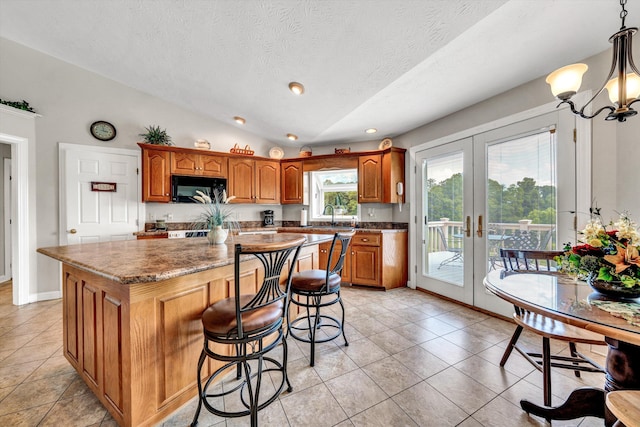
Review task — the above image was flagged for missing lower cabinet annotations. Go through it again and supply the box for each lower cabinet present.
[317,231,407,289]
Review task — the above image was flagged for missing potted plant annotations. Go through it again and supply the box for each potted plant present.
[192,190,240,244]
[139,125,173,146]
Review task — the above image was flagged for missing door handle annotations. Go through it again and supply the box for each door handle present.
[476,215,483,238]
[464,216,471,238]
[68,229,77,234]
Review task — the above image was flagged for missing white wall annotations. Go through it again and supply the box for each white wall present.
[0,143,10,278]
[0,37,279,298]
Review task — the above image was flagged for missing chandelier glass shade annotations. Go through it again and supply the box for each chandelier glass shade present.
[546,0,640,122]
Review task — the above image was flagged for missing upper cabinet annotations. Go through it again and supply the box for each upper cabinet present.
[139,143,404,205]
[171,152,227,177]
[141,148,171,202]
[280,161,303,204]
[358,154,382,203]
[228,158,280,204]
[358,148,405,204]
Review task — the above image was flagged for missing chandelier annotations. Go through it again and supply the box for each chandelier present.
[546,0,640,122]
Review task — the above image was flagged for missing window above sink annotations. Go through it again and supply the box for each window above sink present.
[309,169,359,222]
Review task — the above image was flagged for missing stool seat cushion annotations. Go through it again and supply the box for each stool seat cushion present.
[202,295,283,337]
[291,270,341,293]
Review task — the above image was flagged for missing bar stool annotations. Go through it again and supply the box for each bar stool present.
[287,231,355,366]
[190,236,306,427]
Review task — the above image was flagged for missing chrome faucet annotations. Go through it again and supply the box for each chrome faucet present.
[322,204,336,226]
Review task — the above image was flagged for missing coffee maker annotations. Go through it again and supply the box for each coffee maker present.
[262,210,274,227]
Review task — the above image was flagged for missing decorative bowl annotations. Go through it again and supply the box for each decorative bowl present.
[588,276,640,299]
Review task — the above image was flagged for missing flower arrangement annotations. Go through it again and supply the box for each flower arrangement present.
[556,210,640,291]
[192,189,240,232]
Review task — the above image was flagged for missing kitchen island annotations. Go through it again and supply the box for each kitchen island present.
[37,233,332,427]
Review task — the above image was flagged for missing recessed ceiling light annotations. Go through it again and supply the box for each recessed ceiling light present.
[288,82,305,95]
[233,116,246,125]
[286,133,298,141]
[365,128,377,134]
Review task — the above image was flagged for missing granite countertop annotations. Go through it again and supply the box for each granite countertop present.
[37,233,332,285]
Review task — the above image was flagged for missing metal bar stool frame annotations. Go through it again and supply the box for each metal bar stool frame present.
[287,231,355,366]
[191,237,305,427]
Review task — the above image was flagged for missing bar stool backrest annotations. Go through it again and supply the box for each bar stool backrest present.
[234,236,306,339]
[326,231,356,286]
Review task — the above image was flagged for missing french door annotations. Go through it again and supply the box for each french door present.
[415,110,576,316]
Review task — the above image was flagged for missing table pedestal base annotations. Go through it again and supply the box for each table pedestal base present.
[519,338,640,426]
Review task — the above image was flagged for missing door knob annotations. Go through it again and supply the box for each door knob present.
[68,229,77,234]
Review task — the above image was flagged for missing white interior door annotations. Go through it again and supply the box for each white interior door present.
[61,144,140,245]
[416,110,575,316]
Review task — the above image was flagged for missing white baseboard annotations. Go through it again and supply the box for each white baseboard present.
[30,290,62,303]
[0,274,10,283]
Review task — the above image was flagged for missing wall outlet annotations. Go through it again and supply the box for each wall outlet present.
[166,213,173,221]
[148,212,155,221]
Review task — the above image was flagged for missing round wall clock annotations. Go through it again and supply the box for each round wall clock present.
[90,121,116,141]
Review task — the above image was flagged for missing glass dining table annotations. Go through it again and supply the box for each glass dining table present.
[484,270,640,426]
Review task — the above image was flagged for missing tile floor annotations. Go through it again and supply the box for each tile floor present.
[0,279,608,426]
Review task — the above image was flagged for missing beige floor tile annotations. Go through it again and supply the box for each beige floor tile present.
[284,356,323,395]
[325,369,387,417]
[368,329,414,355]
[454,355,521,394]
[434,310,485,329]
[419,337,473,365]
[457,416,484,427]
[2,340,61,366]
[393,381,468,426]
[25,354,76,382]
[463,319,511,344]
[0,402,53,426]
[0,332,40,352]
[392,345,449,379]
[392,322,438,344]
[442,329,494,353]
[0,372,76,416]
[425,367,497,414]
[476,342,536,378]
[226,400,289,427]
[39,391,107,427]
[362,356,421,396]
[0,360,43,388]
[348,317,390,338]
[312,346,359,381]
[340,337,389,367]
[279,383,347,427]
[471,395,547,427]
[414,316,460,336]
[349,398,418,427]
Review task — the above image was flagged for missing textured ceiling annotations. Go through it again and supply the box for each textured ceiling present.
[0,0,635,145]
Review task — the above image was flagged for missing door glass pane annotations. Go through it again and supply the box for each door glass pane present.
[486,131,557,271]
[423,152,464,286]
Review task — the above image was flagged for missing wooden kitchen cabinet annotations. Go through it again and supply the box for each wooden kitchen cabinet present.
[280,160,303,204]
[228,158,280,204]
[142,148,171,202]
[358,154,382,203]
[307,230,407,289]
[171,152,227,177]
[358,148,405,204]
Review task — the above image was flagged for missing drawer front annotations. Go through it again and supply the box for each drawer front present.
[352,233,381,246]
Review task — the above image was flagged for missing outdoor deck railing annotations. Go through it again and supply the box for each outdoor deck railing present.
[427,218,556,253]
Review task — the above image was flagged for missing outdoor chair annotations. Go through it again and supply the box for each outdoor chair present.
[436,227,463,269]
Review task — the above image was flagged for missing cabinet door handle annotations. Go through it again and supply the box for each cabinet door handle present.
[361,238,368,242]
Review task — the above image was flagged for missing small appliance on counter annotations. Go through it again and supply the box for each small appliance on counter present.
[262,210,274,227]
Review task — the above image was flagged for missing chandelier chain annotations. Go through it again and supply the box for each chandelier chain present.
[621,0,628,29]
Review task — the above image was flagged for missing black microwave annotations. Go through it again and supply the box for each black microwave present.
[171,175,227,203]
